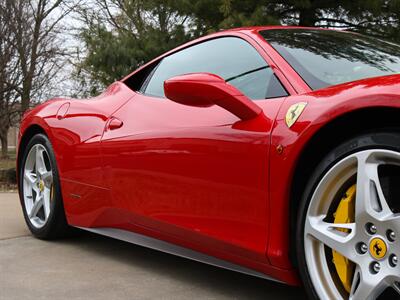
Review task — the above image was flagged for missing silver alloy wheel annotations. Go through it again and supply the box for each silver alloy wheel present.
[304,149,400,300]
[23,144,53,229]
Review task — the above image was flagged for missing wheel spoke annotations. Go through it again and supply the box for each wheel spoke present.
[43,188,51,220]
[393,282,400,296]
[355,152,393,221]
[24,171,37,185]
[29,195,43,218]
[35,146,46,174]
[386,214,400,234]
[40,170,53,188]
[306,215,355,259]
[349,266,386,300]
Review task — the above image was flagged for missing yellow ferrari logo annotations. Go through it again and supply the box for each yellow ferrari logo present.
[369,238,387,260]
[285,102,307,128]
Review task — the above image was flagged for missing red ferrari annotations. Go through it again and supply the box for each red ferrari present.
[17,26,400,299]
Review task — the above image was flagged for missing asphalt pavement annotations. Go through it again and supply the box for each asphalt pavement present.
[0,192,307,300]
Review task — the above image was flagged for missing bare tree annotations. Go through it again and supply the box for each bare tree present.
[11,0,75,111]
[0,0,75,158]
[0,1,21,158]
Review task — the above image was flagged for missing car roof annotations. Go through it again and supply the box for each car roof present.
[120,26,335,88]
[221,25,334,34]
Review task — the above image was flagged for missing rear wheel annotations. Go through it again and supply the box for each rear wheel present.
[297,131,400,300]
[19,133,70,239]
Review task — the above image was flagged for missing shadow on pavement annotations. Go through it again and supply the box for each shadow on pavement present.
[56,230,307,300]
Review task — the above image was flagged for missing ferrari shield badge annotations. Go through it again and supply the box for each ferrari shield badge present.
[285,102,307,128]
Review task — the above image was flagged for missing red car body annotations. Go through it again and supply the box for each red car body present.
[17,26,400,285]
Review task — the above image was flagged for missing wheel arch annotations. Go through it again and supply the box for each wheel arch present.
[288,106,400,265]
[17,124,47,178]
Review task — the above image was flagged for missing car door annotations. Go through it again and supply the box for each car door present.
[100,36,288,261]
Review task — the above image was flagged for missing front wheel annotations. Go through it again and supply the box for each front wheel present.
[19,133,70,239]
[297,131,400,300]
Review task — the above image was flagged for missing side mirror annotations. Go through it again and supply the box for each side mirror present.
[164,73,262,121]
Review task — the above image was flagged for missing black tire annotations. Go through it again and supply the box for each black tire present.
[19,133,70,239]
[296,130,400,300]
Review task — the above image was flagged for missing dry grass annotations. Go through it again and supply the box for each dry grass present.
[0,149,16,169]
[0,183,17,192]
[0,149,17,192]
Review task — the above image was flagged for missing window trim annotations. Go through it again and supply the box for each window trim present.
[138,36,288,100]
[139,60,161,94]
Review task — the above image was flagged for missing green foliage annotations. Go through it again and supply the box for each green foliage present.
[75,0,191,95]
[218,0,280,28]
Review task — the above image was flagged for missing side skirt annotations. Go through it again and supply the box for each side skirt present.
[76,226,282,283]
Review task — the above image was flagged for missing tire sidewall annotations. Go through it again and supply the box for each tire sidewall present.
[296,131,400,300]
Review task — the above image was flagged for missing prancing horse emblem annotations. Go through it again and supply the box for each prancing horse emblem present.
[369,237,387,260]
[374,241,383,256]
[285,102,307,128]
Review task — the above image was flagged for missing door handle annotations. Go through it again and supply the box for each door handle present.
[107,117,123,131]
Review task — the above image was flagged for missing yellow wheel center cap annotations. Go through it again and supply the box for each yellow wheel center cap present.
[369,238,387,260]
[39,180,45,192]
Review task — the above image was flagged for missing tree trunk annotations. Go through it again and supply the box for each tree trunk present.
[21,86,31,113]
[298,8,318,26]
[0,133,8,159]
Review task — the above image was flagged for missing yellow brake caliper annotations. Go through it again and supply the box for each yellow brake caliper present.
[50,184,55,201]
[332,184,356,293]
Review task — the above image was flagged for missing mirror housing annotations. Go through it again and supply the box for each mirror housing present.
[164,73,262,121]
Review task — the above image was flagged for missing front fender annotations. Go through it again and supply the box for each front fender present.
[267,75,400,269]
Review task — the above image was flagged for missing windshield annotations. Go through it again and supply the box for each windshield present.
[260,29,400,90]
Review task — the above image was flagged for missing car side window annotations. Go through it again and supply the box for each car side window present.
[142,37,287,100]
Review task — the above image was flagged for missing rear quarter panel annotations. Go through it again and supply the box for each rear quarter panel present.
[18,82,135,226]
